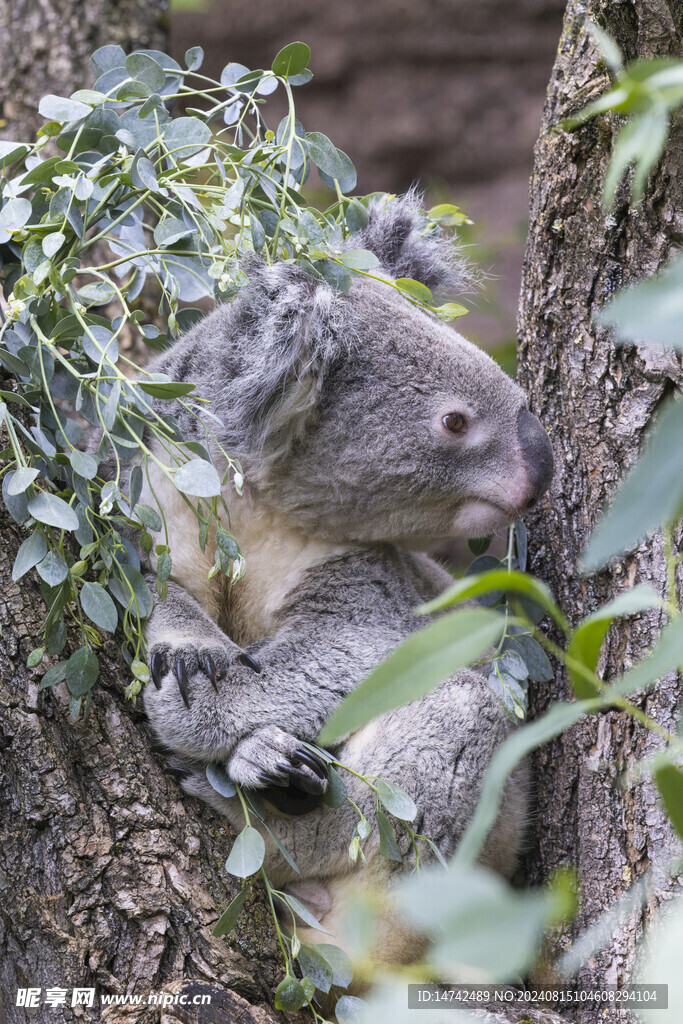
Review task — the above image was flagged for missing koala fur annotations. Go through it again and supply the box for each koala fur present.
[135,192,553,961]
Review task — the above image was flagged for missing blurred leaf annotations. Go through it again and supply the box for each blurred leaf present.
[582,398,683,569]
[399,863,567,981]
[637,894,683,1022]
[567,585,661,697]
[336,995,367,1024]
[418,567,568,632]
[603,107,668,207]
[654,761,683,839]
[597,251,683,349]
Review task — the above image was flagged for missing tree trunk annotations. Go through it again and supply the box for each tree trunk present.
[518,2,683,1021]
[0,4,289,1023]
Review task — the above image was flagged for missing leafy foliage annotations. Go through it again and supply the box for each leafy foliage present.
[0,43,466,706]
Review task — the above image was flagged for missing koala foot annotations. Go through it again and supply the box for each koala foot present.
[230,726,328,797]
[149,640,261,708]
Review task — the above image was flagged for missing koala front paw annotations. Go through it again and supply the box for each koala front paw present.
[229,726,328,797]
[149,639,261,708]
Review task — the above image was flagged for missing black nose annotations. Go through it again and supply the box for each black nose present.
[517,410,554,506]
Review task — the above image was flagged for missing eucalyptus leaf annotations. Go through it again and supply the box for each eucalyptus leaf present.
[65,646,99,696]
[36,550,69,586]
[225,825,265,878]
[174,459,221,498]
[12,530,48,581]
[27,492,79,531]
[272,42,311,78]
[39,94,92,122]
[81,581,118,633]
[206,763,237,798]
[375,779,417,821]
[213,886,249,936]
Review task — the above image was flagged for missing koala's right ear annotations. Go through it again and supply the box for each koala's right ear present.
[220,263,343,466]
[354,189,473,292]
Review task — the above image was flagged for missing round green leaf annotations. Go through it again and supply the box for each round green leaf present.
[274,975,307,1012]
[335,995,367,1024]
[7,467,40,495]
[163,117,211,159]
[206,763,237,798]
[375,779,417,821]
[340,249,380,272]
[42,231,66,259]
[272,42,311,78]
[65,646,99,696]
[225,825,265,878]
[27,492,79,532]
[0,197,32,232]
[313,944,353,989]
[185,46,204,72]
[126,53,166,92]
[297,945,333,993]
[36,550,69,586]
[174,459,221,498]
[12,530,48,581]
[69,449,99,481]
[81,581,118,633]
[38,94,92,122]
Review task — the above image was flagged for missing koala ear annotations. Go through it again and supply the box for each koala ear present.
[355,189,473,292]
[224,263,341,466]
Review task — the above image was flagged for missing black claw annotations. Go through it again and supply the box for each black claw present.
[238,652,262,673]
[258,770,288,789]
[202,653,220,693]
[150,650,166,689]
[174,657,191,709]
[293,747,327,779]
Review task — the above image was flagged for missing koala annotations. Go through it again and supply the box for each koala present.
[136,193,554,961]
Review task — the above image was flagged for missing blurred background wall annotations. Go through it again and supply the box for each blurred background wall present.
[170,0,566,362]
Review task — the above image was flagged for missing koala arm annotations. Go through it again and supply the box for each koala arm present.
[142,574,398,789]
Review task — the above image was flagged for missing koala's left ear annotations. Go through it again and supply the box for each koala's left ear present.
[354,189,473,292]
[222,262,344,466]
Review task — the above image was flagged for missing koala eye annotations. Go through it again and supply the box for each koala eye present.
[442,411,468,434]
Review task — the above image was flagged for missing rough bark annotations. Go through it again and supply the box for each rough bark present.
[0,500,289,1024]
[518,2,683,1021]
[0,4,290,1023]
[0,0,169,141]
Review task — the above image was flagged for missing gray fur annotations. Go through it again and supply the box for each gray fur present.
[136,194,553,952]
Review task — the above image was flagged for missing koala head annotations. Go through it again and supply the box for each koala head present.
[215,193,553,545]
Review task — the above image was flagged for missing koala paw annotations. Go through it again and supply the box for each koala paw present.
[149,639,262,709]
[229,726,328,797]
